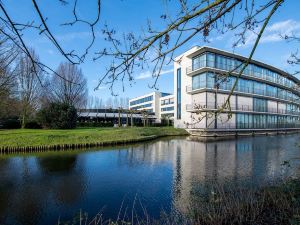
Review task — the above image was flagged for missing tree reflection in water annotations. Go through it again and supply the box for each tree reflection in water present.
[0,135,299,225]
[0,154,86,225]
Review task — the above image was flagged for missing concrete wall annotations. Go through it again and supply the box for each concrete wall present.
[191,92,206,106]
[174,48,197,128]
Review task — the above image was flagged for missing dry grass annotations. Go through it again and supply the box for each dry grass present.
[59,179,300,225]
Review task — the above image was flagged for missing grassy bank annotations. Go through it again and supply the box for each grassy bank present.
[0,127,188,152]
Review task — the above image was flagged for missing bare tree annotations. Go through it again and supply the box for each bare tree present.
[0,0,295,127]
[95,0,284,93]
[113,97,120,108]
[17,49,44,128]
[106,97,113,109]
[0,1,289,90]
[0,0,100,84]
[0,33,20,119]
[49,62,88,108]
[283,34,300,75]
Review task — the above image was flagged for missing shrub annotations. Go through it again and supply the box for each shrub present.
[24,120,42,129]
[37,102,77,129]
[0,118,21,129]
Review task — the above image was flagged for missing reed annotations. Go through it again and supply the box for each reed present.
[58,179,300,225]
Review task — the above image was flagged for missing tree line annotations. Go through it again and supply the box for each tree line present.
[0,34,88,129]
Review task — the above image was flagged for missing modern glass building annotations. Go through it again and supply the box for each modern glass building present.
[129,91,173,121]
[160,94,175,119]
[174,46,300,133]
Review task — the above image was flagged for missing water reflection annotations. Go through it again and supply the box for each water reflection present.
[0,155,86,225]
[0,134,299,225]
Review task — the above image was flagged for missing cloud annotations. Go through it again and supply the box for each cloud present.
[235,20,300,48]
[135,68,173,80]
[46,49,54,55]
[93,80,107,90]
[160,68,173,75]
[135,71,152,80]
[95,86,106,90]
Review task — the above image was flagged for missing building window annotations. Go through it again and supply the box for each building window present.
[206,52,215,67]
[237,114,253,129]
[207,72,215,88]
[253,114,266,128]
[253,98,267,112]
[192,73,206,90]
[130,95,153,106]
[267,115,277,128]
[161,93,171,97]
[177,68,181,119]
[131,103,152,110]
[253,81,266,95]
[266,85,277,98]
[192,54,206,70]
[161,106,174,112]
[237,78,253,93]
[161,97,174,106]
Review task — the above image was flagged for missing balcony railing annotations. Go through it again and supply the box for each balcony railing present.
[186,85,300,104]
[185,62,299,92]
[186,102,300,116]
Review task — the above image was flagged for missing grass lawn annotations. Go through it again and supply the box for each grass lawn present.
[0,127,188,149]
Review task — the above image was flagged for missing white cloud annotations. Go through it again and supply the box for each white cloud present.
[135,71,152,80]
[135,68,173,80]
[235,20,300,48]
[160,68,173,75]
[95,86,106,90]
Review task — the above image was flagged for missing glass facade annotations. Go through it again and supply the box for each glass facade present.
[237,114,300,129]
[161,93,171,97]
[236,114,253,129]
[130,96,153,106]
[177,68,181,119]
[253,98,267,112]
[161,98,174,105]
[191,72,300,104]
[161,106,174,112]
[191,52,299,91]
[189,50,300,129]
[131,103,152,110]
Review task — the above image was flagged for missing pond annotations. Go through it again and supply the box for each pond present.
[0,134,299,225]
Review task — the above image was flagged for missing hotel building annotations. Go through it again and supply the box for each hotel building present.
[174,46,300,133]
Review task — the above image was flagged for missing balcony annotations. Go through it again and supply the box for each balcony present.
[186,102,300,116]
[185,62,300,93]
[186,85,300,104]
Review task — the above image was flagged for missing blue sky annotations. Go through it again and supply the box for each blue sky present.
[3,0,300,102]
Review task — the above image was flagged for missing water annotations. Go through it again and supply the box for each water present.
[0,134,299,225]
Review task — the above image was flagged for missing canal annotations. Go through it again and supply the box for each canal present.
[0,134,299,225]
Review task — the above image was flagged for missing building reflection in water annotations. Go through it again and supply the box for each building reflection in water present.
[111,135,299,215]
[0,135,299,224]
[166,136,300,214]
